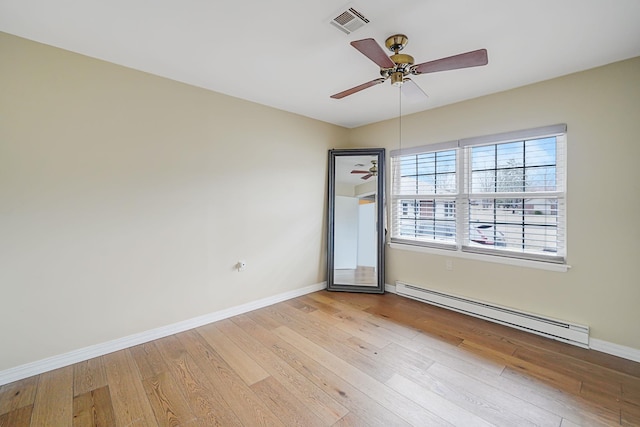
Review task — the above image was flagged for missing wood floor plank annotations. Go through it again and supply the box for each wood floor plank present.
[308,292,421,341]
[623,378,640,406]
[152,334,243,427]
[0,404,32,427]
[284,297,318,313]
[390,295,529,353]
[130,342,170,381]
[335,306,422,341]
[251,376,326,427]
[345,337,435,386]
[497,366,619,426]
[461,338,584,394]
[580,379,624,414]
[330,412,369,427]
[386,373,495,427]
[296,294,342,315]
[622,400,640,426]
[394,328,507,376]
[390,356,539,427]
[363,305,465,347]
[273,324,452,426]
[330,314,393,349]
[72,386,116,427]
[500,365,622,426]
[314,291,379,311]
[249,306,292,331]
[73,358,108,398]
[0,376,38,416]
[142,371,196,427]
[427,362,562,427]
[196,323,270,386]
[176,329,285,427]
[260,302,397,383]
[103,349,157,427]
[219,317,349,425]
[515,342,633,399]
[239,313,412,427]
[560,418,582,427]
[30,366,73,426]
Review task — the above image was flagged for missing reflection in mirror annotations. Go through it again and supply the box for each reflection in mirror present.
[327,148,385,293]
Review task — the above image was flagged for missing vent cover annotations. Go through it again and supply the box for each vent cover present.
[329,7,369,34]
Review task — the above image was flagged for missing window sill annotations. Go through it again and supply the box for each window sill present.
[388,242,571,272]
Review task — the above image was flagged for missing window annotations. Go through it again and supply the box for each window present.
[390,124,566,264]
[392,147,457,249]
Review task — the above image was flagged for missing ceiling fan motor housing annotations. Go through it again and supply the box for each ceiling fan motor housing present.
[380,52,415,85]
[380,35,415,86]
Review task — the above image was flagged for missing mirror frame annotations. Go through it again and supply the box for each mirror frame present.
[327,148,385,293]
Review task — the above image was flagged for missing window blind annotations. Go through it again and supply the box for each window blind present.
[390,143,458,250]
[389,124,567,264]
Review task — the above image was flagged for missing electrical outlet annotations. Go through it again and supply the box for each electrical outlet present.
[445,259,453,271]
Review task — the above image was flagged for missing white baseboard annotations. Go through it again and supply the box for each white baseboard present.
[388,285,640,364]
[0,282,326,386]
[590,338,640,363]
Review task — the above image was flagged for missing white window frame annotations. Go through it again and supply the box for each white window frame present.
[389,124,568,271]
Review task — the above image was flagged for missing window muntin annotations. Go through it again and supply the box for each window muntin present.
[397,150,457,195]
[470,138,558,193]
[390,126,566,264]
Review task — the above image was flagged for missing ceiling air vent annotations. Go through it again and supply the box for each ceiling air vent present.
[329,7,369,35]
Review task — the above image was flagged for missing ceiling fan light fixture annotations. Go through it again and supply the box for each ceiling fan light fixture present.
[369,161,378,175]
[391,72,404,86]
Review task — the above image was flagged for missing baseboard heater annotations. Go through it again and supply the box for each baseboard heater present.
[395,281,589,348]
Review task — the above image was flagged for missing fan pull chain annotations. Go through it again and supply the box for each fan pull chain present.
[398,86,402,154]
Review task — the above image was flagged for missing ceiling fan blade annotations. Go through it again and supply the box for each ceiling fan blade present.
[350,38,396,69]
[361,174,373,180]
[412,49,488,75]
[351,170,369,174]
[401,78,428,101]
[330,78,386,99]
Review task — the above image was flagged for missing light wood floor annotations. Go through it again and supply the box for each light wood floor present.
[1,291,639,426]
[334,267,377,286]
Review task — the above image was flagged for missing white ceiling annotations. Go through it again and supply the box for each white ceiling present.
[1,0,639,128]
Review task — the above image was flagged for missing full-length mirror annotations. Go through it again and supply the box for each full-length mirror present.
[327,148,385,293]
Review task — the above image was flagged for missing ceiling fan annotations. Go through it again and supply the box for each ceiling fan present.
[331,34,488,99]
[351,160,378,180]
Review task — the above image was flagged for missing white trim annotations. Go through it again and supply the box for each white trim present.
[389,242,570,272]
[0,282,326,386]
[390,140,458,157]
[384,282,397,294]
[459,124,567,147]
[590,338,640,363]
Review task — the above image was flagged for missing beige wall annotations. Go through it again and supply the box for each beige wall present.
[0,33,348,371]
[349,56,640,350]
